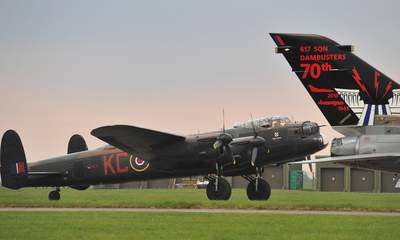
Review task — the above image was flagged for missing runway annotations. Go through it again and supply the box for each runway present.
[1,207,399,216]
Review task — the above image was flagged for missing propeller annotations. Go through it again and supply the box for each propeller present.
[213,110,233,161]
[248,114,266,166]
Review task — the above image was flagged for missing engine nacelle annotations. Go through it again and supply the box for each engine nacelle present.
[301,121,319,136]
[331,135,400,156]
[331,136,358,156]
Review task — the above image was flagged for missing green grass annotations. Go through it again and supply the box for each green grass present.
[1,188,400,212]
[0,211,399,240]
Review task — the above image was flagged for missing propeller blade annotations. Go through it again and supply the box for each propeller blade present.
[308,163,313,173]
[224,145,232,156]
[222,109,226,133]
[305,155,313,173]
[251,147,258,166]
[214,110,235,164]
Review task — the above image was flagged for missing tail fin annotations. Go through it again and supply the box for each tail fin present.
[270,33,400,127]
[67,134,88,154]
[0,130,28,189]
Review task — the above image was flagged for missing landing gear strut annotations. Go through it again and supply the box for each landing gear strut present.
[48,188,61,201]
[205,163,232,200]
[243,167,271,201]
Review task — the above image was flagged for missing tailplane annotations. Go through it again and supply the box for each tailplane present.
[0,130,28,189]
[270,33,400,127]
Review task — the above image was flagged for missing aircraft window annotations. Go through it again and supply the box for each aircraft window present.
[333,138,342,146]
[272,120,286,127]
[233,116,291,129]
[271,117,291,127]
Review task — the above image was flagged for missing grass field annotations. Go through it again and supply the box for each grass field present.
[1,188,400,240]
[0,211,399,240]
[0,188,400,212]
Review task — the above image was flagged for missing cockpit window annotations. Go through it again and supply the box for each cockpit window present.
[332,138,342,146]
[271,117,291,127]
[233,116,291,129]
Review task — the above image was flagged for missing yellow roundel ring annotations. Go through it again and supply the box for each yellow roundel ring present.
[129,155,150,172]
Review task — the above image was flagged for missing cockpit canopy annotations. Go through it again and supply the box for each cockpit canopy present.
[233,116,291,129]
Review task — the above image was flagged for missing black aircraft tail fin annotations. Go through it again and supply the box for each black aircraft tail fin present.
[67,134,88,154]
[270,33,400,127]
[0,130,28,189]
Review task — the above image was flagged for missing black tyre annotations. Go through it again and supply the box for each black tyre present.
[206,178,232,200]
[48,190,60,201]
[246,179,271,201]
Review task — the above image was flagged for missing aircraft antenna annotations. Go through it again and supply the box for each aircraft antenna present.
[222,109,226,133]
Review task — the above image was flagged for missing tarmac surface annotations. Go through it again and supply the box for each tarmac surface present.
[0,207,399,216]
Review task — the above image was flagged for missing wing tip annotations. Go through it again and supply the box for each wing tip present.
[90,125,127,137]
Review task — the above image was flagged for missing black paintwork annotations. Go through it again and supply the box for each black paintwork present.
[270,33,400,126]
[1,120,325,189]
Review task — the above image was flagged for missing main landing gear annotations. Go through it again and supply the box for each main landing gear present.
[206,177,231,200]
[243,167,271,201]
[204,163,271,201]
[48,188,61,201]
[206,163,232,200]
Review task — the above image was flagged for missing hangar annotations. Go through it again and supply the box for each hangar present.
[316,162,400,193]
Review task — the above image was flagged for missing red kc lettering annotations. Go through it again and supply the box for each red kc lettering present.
[116,152,128,173]
[103,155,116,175]
[103,153,129,175]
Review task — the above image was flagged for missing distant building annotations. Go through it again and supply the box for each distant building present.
[315,160,400,193]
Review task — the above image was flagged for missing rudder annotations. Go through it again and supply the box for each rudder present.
[0,130,28,189]
[67,134,88,154]
[270,33,400,127]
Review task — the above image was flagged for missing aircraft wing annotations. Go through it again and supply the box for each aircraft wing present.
[91,125,186,154]
[289,153,400,165]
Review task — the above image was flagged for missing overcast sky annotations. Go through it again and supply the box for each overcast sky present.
[1,0,400,161]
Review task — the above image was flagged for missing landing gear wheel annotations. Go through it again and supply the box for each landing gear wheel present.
[48,189,60,201]
[206,178,231,200]
[246,178,271,201]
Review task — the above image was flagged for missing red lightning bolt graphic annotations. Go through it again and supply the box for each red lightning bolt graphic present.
[352,67,371,98]
[374,71,380,99]
[275,35,285,46]
[381,80,393,100]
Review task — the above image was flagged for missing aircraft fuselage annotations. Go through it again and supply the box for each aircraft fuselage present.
[26,123,324,188]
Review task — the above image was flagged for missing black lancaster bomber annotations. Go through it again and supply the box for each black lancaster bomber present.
[0,115,325,201]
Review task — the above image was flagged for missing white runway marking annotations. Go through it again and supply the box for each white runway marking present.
[0,207,399,216]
